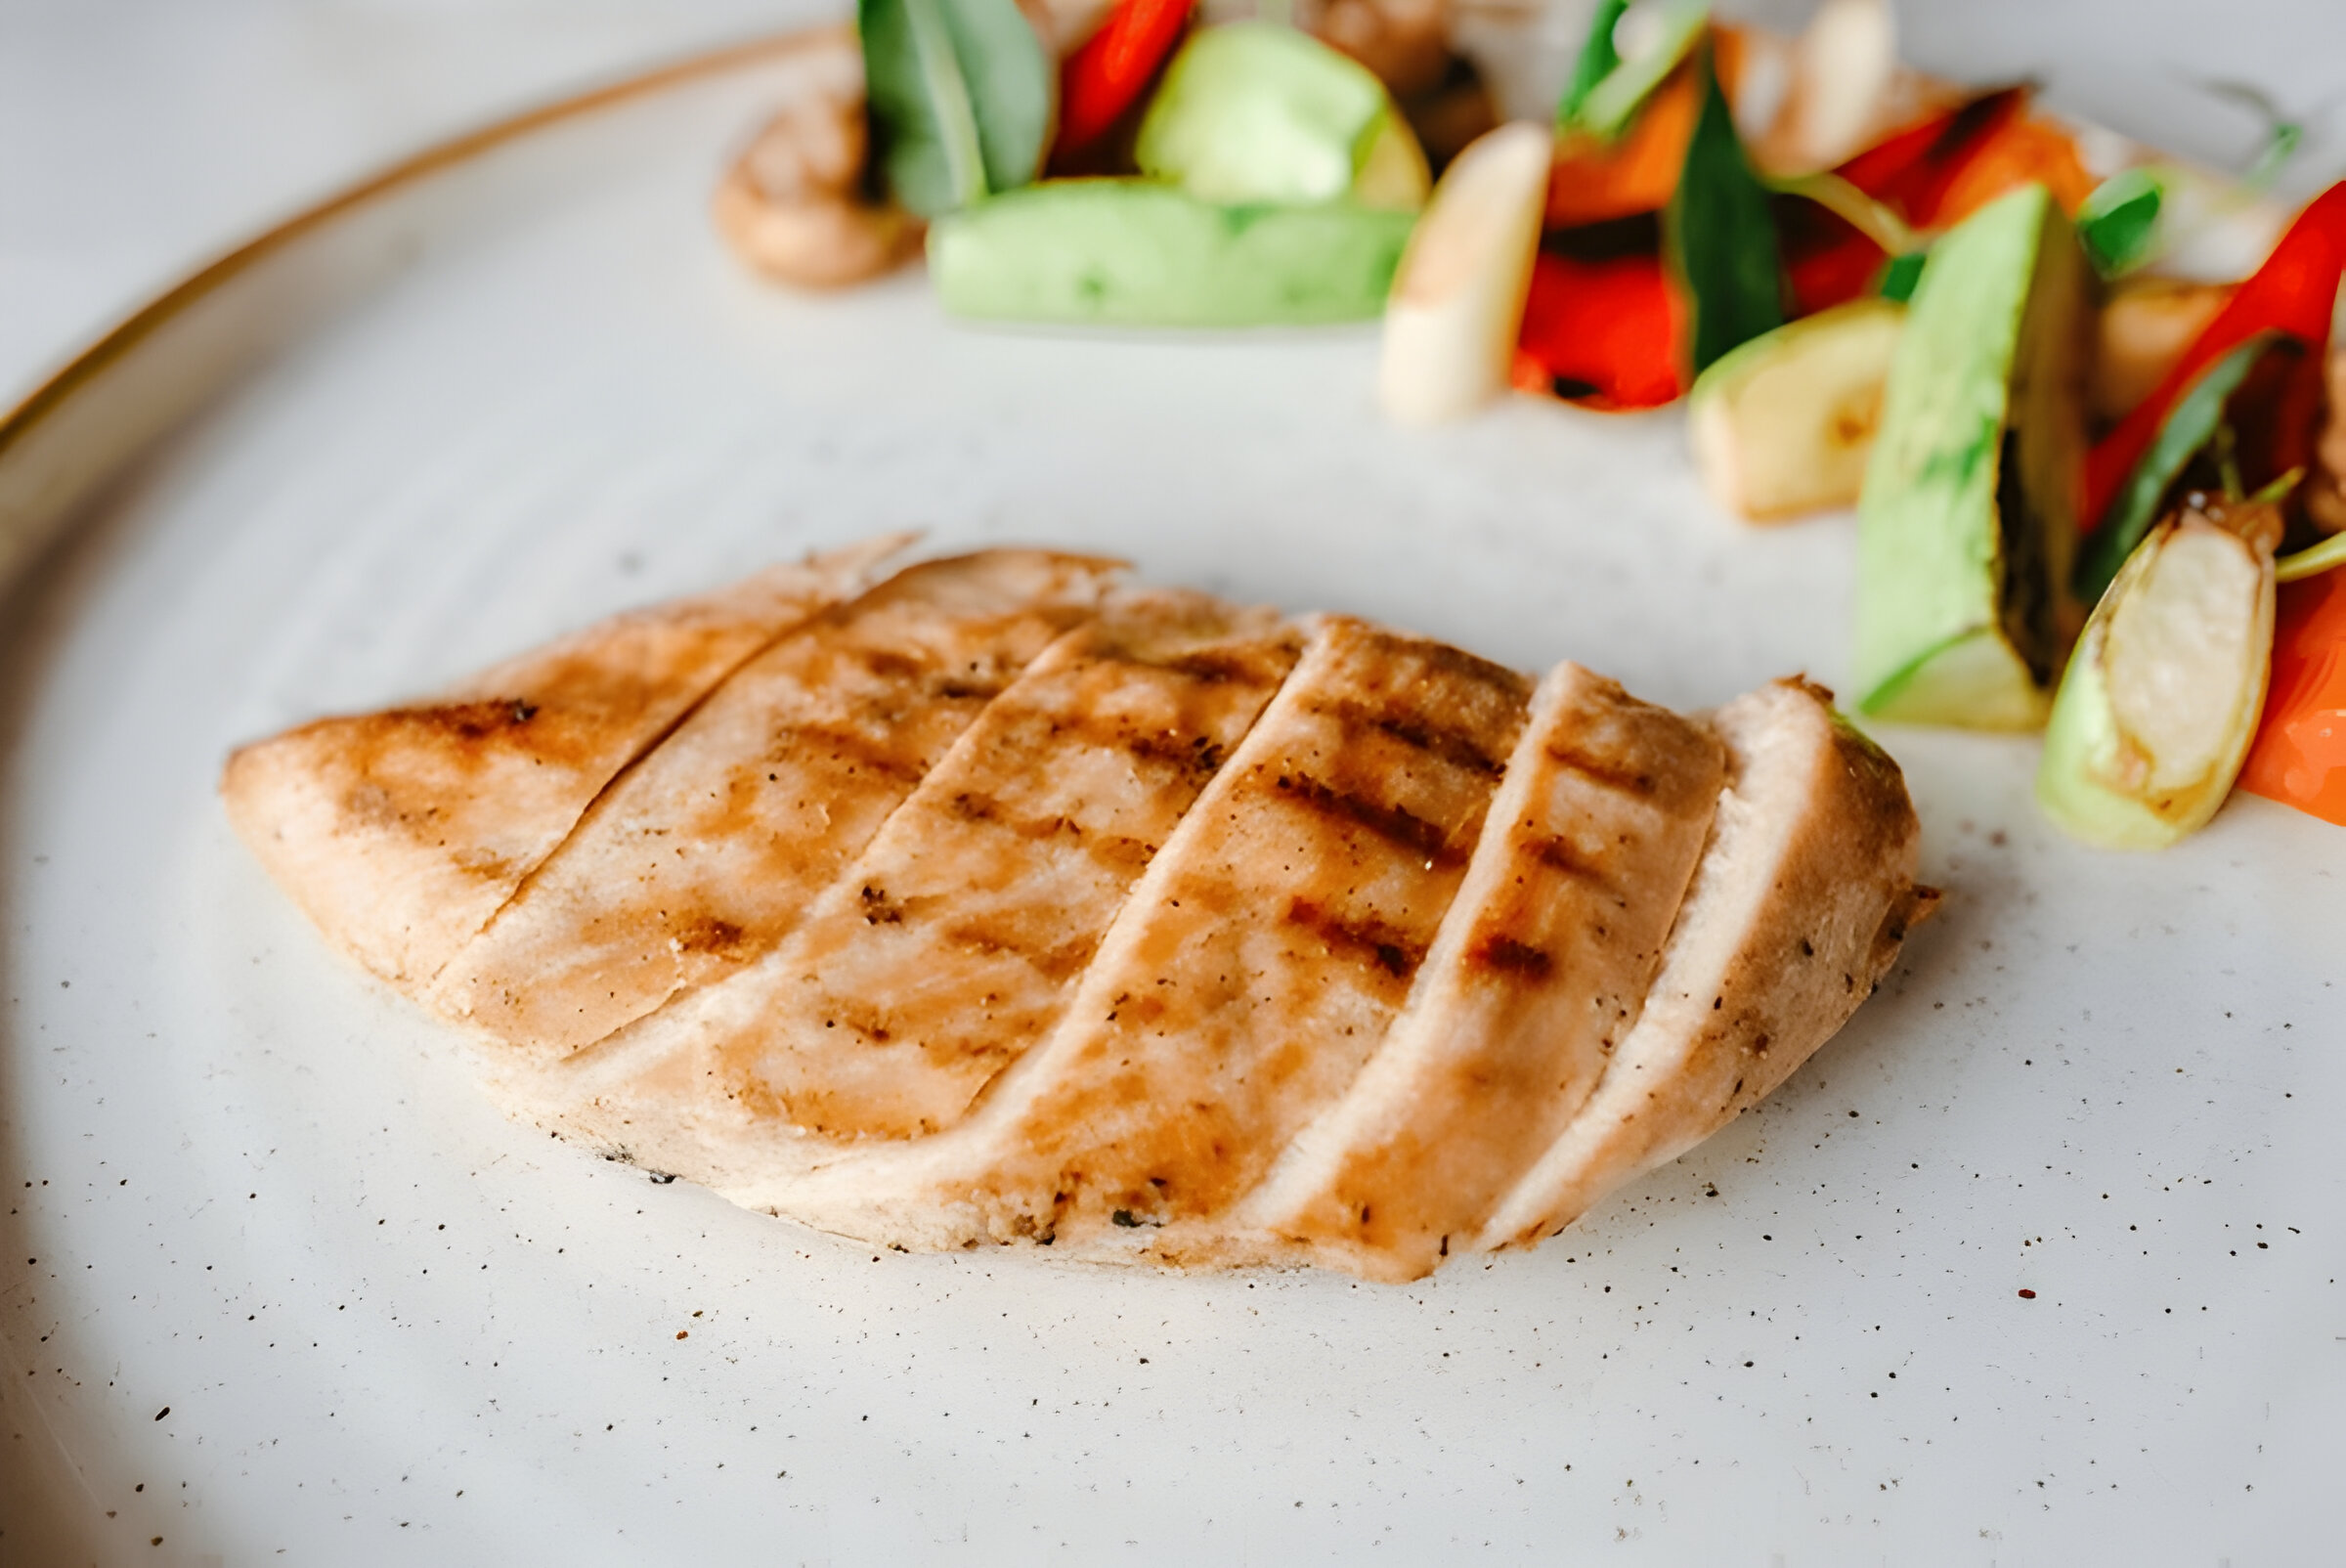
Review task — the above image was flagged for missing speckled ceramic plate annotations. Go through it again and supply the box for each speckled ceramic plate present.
[4,12,2343,1566]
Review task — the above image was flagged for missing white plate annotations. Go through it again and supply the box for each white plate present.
[4,18,2343,1567]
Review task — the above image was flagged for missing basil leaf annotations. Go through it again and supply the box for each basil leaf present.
[1667,43,1783,375]
[2077,168,2164,277]
[2073,332,2277,602]
[862,0,1054,218]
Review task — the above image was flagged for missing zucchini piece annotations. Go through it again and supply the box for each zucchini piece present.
[1135,22,1429,211]
[1852,183,2093,729]
[929,180,1415,327]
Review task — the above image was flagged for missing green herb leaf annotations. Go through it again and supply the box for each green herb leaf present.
[2077,168,2164,277]
[1562,0,1707,140]
[2248,465,2306,508]
[2276,517,2346,583]
[862,0,1054,218]
[2074,332,2276,601]
[1667,42,1783,375]
[1557,0,1628,128]
[1877,250,1926,302]
[2202,80,2305,190]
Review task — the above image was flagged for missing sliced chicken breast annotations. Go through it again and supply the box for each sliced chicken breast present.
[220,535,905,987]
[428,549,1118,1059]
[775,615,1533,1256]
[226,538,1935,1283]
[1476,678,1933,1252]
[530,590,1299,1183]
[1247,664,1724,1281]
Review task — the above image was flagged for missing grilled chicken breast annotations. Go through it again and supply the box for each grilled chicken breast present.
[777,615,1534,1254]
[427,549,1117,1060]
[220,536,905,987]
[537,590,1299,1192]
[226,543,1932,1281]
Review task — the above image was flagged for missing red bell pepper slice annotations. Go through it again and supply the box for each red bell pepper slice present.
[1511,246,1686,412]
[1777,198,1890,317]
[1053,0,1193,161]
[1840,87,2028,226]
[1774,88,2036,320]
[2082,180,2346,535]
[2239,566,2346,825]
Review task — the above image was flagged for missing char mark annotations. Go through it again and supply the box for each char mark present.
[1470,934,1553,979]
[673,914,751,956]
[1304,697,1513,778]
[1529,832,1612,887]
[944,790,1156,875]
[1273,772,1459,865]
[378,698,542,743]
[1543,741,1658,798]
[1161,646,1282,686]
[1284,896,1427,980]
[1404,638,1535,698]
[853,647,928,683]
[940,922,1100,982]
[1123,727,1228,777]
[782,723,933,786]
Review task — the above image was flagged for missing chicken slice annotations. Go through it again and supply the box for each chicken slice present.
[775,615,1533,1255]
[1246,663,1724,1280]
[220,535,907,988]
[532,591,1299,1179]
[1476,678,1933,1252]
[428,548,1118,1059]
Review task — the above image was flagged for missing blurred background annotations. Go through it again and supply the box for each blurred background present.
[3,0,2340,405]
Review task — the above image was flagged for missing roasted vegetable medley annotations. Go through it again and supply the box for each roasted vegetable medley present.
[714,0,2346,849]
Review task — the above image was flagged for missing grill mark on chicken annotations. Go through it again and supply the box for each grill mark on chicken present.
[1470,934,1553,978]
[783,723,945,787]
[911,615,1532,1242]
[1299,697,1515,778]
[939,795,1164,878]
[1273,772,1463,866]
[569,593,1300,1143]
[1283,897,1427,980]
[217,536,905,987]
[1528,831,1614,887]
[1543,741,1661,797]
[424,550,1118,1057]
[1250,664,1723,1280]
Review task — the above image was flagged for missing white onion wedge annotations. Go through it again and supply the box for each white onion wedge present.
[1377,120,1553,425]
[1686,297,1905,522]
[1768,0,1896,173]
[2036,513,2276,849]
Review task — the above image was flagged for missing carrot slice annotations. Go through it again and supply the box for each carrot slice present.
[2239,567,2346,826]
[1930,113,2098,228]
[1543,62,1702,229]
